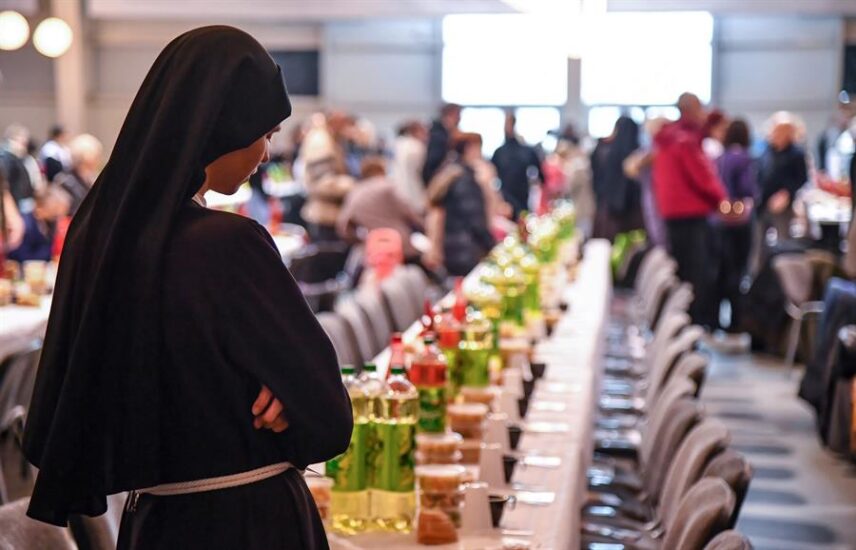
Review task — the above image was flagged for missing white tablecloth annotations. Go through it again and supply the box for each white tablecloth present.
[333,240,611,549]
[0,298,51,362]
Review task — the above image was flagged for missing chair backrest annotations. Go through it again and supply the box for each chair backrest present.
[662,478,736,550]
[69,492,127,550]
[703,530,754,550]
[640,375,698,467]
[335,298,378,363]
[643,398,703,501]
[660,418,731,528]
[640,271,677,328]
[772,253,813,306]
[646,325,705,403]
[380,272,419,332]
[288,242,350,284]
[355,287,394,354]
[703,449,753,528]
[647,311,691,368]
[671,351,710,397]
[365,228,404,282]
[655,282,694,331]
[0,342,42,415]
[401,265,430,314]
[634,246,669,295]
[316,312,360,367]
[0,498,77,550]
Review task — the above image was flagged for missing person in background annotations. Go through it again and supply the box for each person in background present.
[703,109,729,160]
[491,112,544,219]
[422,103,461,186]
[0,172,25,257]
[55,133,103,217]
[549,125,595,238]
[623,117,669,247]
[39,124,72,183]
[653,92,728,328]
[0,124,35,214]
[337,156,424,263]
[426,133,496,276]
[299,113,354,242]
[714,118,758,333]
[25,138,46,195]
[391,120,428,214]
[7,185,70,263]
[591,115,644,241]
[816,102,852,176]
[754,112,808,262]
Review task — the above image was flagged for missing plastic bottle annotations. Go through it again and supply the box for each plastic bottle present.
[326,365,369,534]
[370,365,418,532]
[387,333,406,379]
[409,334,448,433]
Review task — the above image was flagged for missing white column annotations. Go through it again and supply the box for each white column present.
[50,0,87,134]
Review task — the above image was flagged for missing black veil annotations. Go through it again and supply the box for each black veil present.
[23,26,292,525]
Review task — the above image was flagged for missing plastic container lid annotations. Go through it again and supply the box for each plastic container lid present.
[416,432,464,447]
[447,403,490,421]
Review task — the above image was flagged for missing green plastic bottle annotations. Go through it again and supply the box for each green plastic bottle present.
[326,365,369,534]
[369,365,418,532]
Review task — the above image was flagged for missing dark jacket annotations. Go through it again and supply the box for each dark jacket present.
[55,170,90,217]
[428,162,495,276]
[758,144,807,212]
[0,148,34,209]
[422,120,450,186]
[491,136,543,219]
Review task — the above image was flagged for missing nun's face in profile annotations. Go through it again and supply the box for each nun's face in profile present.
[204,126,280,194]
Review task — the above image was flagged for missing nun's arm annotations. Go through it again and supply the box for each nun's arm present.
[217,219,353,467]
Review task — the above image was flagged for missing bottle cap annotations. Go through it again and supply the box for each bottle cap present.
[390,365,406,376]
[341,364,355,375]
[363,362,377,372]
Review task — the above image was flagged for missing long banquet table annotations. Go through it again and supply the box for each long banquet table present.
[330,239,611,550]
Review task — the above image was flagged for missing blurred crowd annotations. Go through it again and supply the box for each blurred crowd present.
[0,124,103,264]
[3,94,856,326]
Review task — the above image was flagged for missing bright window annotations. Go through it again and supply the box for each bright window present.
[460,107,561,157]
[442,14,568,106]
[581,11,713,107]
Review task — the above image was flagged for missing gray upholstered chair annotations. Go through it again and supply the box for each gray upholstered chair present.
[702,449,753,528]
[771,253,824,373]
[335,298,378,364]
[0,498,77,550]
[660,477,736,550]
[316,312,360,367]
[703,530,754,550]
[401,265,430,315]
[70,492,127,550]
[380,273,419,332]
[354,288,395,354]
[0,342,42,502]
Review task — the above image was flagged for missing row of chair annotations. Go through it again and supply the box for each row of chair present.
[318,264,432,367]
[580,246,755,549]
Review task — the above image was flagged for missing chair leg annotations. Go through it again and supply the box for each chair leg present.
[784,315,802,378]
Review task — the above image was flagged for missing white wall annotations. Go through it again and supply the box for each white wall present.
[713,15,845,147]
[0,13,849,152]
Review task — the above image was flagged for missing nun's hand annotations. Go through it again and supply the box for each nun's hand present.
[252,385,290,433]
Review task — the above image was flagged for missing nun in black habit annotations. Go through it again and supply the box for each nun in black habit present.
[22,26,352,549]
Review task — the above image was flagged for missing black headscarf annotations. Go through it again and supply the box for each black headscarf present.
[23,26,292,526]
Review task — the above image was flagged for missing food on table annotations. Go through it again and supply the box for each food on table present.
[416,508,458,545]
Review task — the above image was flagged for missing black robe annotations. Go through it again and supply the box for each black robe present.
[117,205,350,549]
[22,26,352,548]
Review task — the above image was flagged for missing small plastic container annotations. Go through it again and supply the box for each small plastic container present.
[416,465,466,529]
[460,386,497,410]
[459,439,483,465]
[416,432,463,465]
[448,403,489,440]
[305,476,333,524]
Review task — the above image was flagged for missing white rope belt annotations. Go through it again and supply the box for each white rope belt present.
[137,462,294,497]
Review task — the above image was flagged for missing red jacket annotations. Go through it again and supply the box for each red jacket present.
[652,119,727,220]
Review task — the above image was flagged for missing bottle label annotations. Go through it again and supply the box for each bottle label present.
[369,420,415,492]
[326,420,368,491]
[417,387,447,433]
